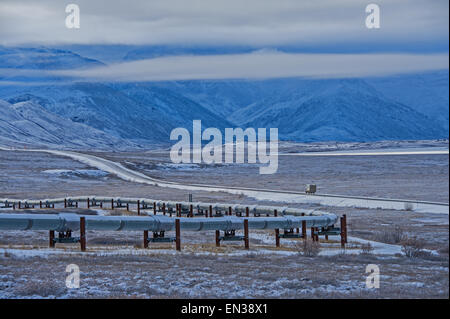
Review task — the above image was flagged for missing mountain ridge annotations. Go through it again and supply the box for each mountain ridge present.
[0,46,448,147]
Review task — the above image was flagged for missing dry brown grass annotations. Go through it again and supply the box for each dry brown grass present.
[1,247,448,299]
[438,245,449,256]
[14,279,66,297]
[374,226,407,244]
[294,239,321,257]
[360,242,374,255]
[401,237,425,258]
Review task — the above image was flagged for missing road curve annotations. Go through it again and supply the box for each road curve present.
[1,147,448,214]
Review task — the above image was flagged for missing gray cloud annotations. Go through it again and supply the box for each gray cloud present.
[0,0,448,47]
[52,52,449,81]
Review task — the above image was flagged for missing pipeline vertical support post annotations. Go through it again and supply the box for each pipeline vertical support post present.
[315,227,319,242]
[162,203,166,216]
[111,199,114,210]
[244,219,249,249]
[137,200,140,215]
[340,216,345,248]
[80,217,86,252]
[275,229,280,247]
[215,230,220,247]
[273,209,280,247]
[143,230,148,248]
[175,219,181,251]
[245,207,249,217]
[176,204,179,217]
[153,202,157,215]
[126,203,129,212]
[189,204,193,218]
[302,220,307,240]
[64,198,67,208]
[343,214,348,243]
[228,206,232,216]
[311,227,315,242]
[87,198,90,209]
[49,230,55,248]
[209,205,213,218]
[39,201,42,209]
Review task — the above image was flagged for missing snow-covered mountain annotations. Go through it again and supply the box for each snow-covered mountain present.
[367,70,449,131]
[228,78,447,141]
[0,46,448,147]
[151,80,280,118]
[152,74,449,140]
[0,46,105,83]
[1,82,232,145]
[122,45,254,61]
[0,46,104,70]
[0,99,135,149]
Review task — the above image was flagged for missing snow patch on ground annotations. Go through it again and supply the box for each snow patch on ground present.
[42,169,108,178]
[412,217,449,225]
[280,147,449,156]
[156,163,201,170]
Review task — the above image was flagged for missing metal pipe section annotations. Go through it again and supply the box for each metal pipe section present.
[0,196,334,219]
[0,213,337,232]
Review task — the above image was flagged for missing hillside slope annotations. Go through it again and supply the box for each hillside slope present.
[0,99,134,149]
[229,79,447,141]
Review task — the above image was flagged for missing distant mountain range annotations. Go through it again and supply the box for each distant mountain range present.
[0,46,104,70]
[0,46,448,149]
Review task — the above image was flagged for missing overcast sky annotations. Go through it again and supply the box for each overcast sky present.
[0,0,448,81]
[1,0,447,48]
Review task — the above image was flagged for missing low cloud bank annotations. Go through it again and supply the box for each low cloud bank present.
[52,52,449,82]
